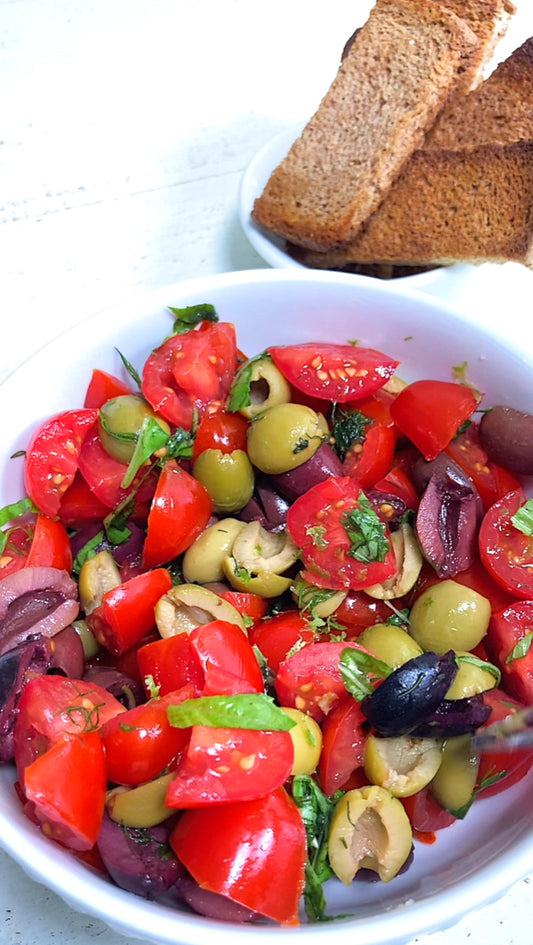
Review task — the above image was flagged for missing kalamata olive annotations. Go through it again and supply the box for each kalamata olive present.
[409,580,490,654]
[479,405,533,475]
[411,692,491,737]
[96,811,184,900]
[83,664,144,708]
[247,403,329,475]
[0,567,79,658]
[239,477,291,531]
[0,636,51,762]
[361,650,458,736]
[177,874,258,922]
[49,625,85,678]
[272,442,344,500]
[413,456,481,577]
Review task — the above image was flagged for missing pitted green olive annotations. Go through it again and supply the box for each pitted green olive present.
[155,583,246,637]
[328,785,413,884]
[182,518,246,584]
[231,521,299,575]
[99,394,170,464]
[236,354,292,420]
[78,550,121,616]
[430,734,480,814]
[247,403,329,475]
[408,580,491,654]
[107,774,174,827]
[72,619,100,659]
[222,556,293,598]
[364,523,423,600]
[364,734,443,797]
[280,707,322,776]
[192,449,254,514]
[445,652,499,700]
[291,575,347,620]
[358,624,423,669]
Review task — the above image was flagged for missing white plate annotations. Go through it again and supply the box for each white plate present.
[1,269,533,945]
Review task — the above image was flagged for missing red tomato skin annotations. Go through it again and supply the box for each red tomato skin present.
[372,465,420,511]
[318,696,366,796]
[218,590,268,626]
[479,490,533,599]
[332,590,394,635]
[192,408,249,460]
[77,428,158,511]
[487,603,533,703]
[24,408,98,517]
[100,686,194,786]
[0,525,32,576]
[26,514,72,571]
[83,368,134,408]
[142,460,213,568]
[275,640,370,722]
[287,476,396,591]
[401,788,457,833]
[137,633,204,698]
[166,725,294,807]
[88,568,173,656]
[189,621,264,695]
[475,689,533,798]
[57,472,110,527]
[268,343,399,404]
[343,422,396,490]
[249,611,317,674]
[13,675,126,784]
[23,731,107,851]
[170,786,306,924]
[390,380,478,460]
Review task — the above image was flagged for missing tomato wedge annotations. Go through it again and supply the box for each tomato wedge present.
[249,611,317,674]
[170,786,306,924]
[446,423,521,512]
[268,342,399,403]
[88,567,173,656]
[287,476,396,590]
[474,689,533,798]
[83,368,134,408]
[142,460,213,568]
[488,603,533,703]
[0,514,72,576]
[479,489,533,599]
[24,408,98,516]
[275,640,370,722]
[77,427,158,511]
[318,695,366,795]
[189,621,264,695]
[390,380,478,460]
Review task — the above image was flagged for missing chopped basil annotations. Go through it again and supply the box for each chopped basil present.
[456,653,501,685]
[226,351,269,413]
[341,492,390,563]
[506,632,533,664]
[120,417,173,488]
[511,497,533,536]
[339,646,392,701]
[168,303,218,333]
[305,524,328,550]
[0,497,35,527]
[331,407,371,461]
[450,766,507,819]
[114,348,142,387]
[167,693,296,731]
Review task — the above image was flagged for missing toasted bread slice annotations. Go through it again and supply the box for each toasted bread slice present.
[251,0,479,252]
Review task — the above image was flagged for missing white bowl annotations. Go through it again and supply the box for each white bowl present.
[1,269,532,945]
[239,127,473,290]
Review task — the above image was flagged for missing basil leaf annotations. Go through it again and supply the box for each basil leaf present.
[226,352,269,413]
[331,407,371,461]
[168,303,218,334]
[511,498,533,536]
[339,646,391,701]
[114,348,141,387]
[121,417,171,488]
[0,497,35,528]
[506,632,533,664]
[341,492,390,563]
[167,693,296,731]
[456,653,501,685]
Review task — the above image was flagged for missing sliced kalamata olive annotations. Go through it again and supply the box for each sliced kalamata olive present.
[366,489,409,528]
[0,567,79,658]
[48,625,85,679]
[271,442,344,501]
[239,477,290,531]
[96,811,184,900]
[411,693,492,738]
[0,636,51,762]
[413,457,481,578]
[70,520,145,568]
[177,874,258,922]
[83,665,144,709]
[361,651,458,736]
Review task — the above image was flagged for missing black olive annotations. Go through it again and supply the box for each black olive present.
[361,650,458,736]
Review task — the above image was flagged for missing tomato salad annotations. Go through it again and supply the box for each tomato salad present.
[1,303,533,925]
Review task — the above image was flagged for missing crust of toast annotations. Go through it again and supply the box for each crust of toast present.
[251,0,479,252]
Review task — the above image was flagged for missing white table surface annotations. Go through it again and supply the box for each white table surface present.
[1,2,533,943]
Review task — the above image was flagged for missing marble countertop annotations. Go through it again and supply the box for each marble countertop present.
[1,2,533,943]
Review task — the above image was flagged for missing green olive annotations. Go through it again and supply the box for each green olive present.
[429,734,479,814]
[98,394,170,464]
[72,619,100,660]
[280,707,322,776]
[445,651,499,700]
[155,583,246,637]
[358,624,423,669]
[364,734,443,797]
[236,354,292,420]
[182,518,246,584]
[78,550,121,616]
[222,556,293,598]
[291,575,347,620]
[408,580,491,654]
[247,402,329,474]
[106,774,175,827]
[231,521,299,575]
[192,449,254,513]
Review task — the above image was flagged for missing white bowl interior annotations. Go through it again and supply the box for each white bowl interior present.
[1,269,533,945]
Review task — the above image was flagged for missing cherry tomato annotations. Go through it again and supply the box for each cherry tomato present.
[13,675,126,783]
[475,689,533,798]
[249,611,317,674]
[343,421,396,489]
[0,515,72,576]
[446,423,521,512]
[170,786,306,924]
[24,408,98,516]
[332,590,394,635]
[77,427,158,511]
[275,640,369,722]
[142,321,238,428]
[287,476,396,591]
[0,524,32,576]
[267,342,398,404]
[100,686,194,786]
[23,731,107,852]
[217,590,268,626]
[87,567,173,656]
[137,633,204,698]
[390,380,478,461]
[192,408,249,460]
[83,368,134,408]
[372,465,419,511]
[166,725,294,807]
[479,489,533,599]
[58,472,110,527]
[189,621,264,695]
[488,603,533,703]
[318,696,366,795]
[142,460,213,568]
[401,787,456,833]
